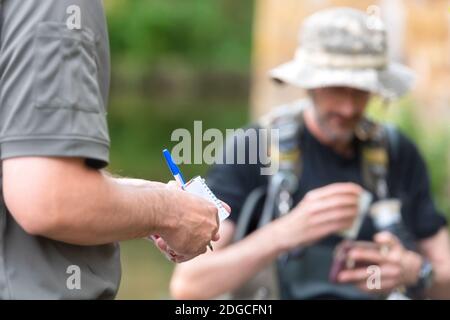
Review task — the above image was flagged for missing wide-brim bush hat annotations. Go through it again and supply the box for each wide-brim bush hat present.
[270,7,415,99]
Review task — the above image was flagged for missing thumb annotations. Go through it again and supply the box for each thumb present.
[374,231,401,248]
[155,237,168,252]
[221,201,232,213]
[212,232,220,242]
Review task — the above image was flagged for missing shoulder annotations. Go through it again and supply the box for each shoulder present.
[384,125,422,164]
[258,99,310,129]
[382,125,430,190]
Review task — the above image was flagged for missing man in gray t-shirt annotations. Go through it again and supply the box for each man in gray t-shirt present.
[0,0,224,299]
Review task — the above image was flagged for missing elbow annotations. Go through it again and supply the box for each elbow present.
[4,188,64,237]
[170,277,193,300]
[14,208,60,237]
[2,157,92,238]
[170,275,203,300]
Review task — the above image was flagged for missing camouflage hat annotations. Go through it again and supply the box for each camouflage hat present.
[270,7,415,99]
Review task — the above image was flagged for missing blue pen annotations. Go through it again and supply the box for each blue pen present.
[162,148,214,251]
[163,149,186,187]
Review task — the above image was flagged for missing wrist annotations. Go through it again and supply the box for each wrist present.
[257,221,289,258]
[403,250,423,286]
[148,188,179,237]
[269,217,305,254]
[155,189,180,236]
[406,255,434,298]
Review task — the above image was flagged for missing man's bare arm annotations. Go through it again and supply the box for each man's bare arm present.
[170,220,285,299]
[170,183,362,299]
[419,227,450,299]
[2,157,219,255]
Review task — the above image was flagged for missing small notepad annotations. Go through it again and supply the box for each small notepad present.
[184,176,230,222]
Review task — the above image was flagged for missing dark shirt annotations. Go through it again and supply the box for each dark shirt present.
[206,123,447,299]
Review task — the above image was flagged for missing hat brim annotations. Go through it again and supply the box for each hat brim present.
[269,59,415,99]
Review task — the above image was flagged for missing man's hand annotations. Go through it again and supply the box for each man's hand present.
[150,234,189,263]
[273,183,363,251]
[336,232,423,294]
[151,181,231,262]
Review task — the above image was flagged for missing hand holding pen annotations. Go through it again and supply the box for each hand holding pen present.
[148,149,229,263]
[163,149,214,251]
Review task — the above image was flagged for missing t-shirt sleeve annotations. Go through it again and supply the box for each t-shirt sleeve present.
[206,126,266,225]
[393,131,448,240]
[0,0,110,169]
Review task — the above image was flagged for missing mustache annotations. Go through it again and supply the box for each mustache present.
[324,113,361,124]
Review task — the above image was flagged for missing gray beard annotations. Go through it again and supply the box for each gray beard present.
[314,110,355,145]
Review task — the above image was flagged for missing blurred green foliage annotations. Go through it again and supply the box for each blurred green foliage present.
[107,0,254,73]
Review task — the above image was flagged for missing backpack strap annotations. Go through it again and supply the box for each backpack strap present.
[258,100,307,225]
[229,100,307,300]
[358,117,401,200]
[384,123,400,163]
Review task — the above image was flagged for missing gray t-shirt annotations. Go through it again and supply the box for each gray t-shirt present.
[0,0,121,299]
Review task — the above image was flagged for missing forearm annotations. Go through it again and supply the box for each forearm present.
[427,268,450,299]
[3,158,174,245]
[418,228,450,299]
[45,172,172,245]
[171,222,285,299]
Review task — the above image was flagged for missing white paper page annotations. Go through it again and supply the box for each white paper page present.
[184,176,230,222]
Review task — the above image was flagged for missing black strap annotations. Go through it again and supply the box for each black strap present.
[385,123,400,164]
[233,186,266,242]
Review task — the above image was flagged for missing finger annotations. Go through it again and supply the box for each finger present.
[173,257,189,263]
[308,195,359,215]
[169,252,185,260]
[200,245,208,255]
[186,245,208,258]
[380,264,402,280]
[339,263,401,286]
[306,183,363,201]
[167,248,178,257]
[156,245,175,262]
[154,245,173,262]
[160,245,185,262]
[221,201,231,213]
[348,247,385,265]
[337,267,369,283]
[155,238,168,252]
[374,232,404,259]
[212,233,220,242]
[316,218,355,235]
[357,278,399,293]
[374,231,400,248]
[310,207,357,226]
[149,234,160,242]
[173,254,194,263]
[308,219,355,243]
